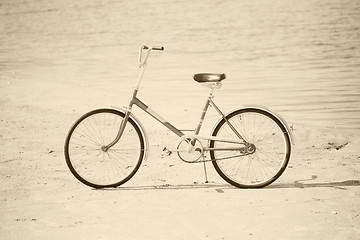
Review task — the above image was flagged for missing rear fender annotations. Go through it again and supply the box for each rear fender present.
[211,105,294,145]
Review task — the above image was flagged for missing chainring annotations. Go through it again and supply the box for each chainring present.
[176,138,204,163]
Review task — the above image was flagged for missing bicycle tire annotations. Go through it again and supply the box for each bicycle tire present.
[64,109,145,188]
[210,108,291,188]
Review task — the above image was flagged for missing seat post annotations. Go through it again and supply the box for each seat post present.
[208,86,215,97]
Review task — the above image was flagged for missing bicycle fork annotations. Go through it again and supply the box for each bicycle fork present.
[101,105,133,152]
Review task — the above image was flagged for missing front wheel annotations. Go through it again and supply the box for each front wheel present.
[64,109,145,188]
[210,108,291,188]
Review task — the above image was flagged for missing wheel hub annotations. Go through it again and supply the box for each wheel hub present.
[246,143,256,154]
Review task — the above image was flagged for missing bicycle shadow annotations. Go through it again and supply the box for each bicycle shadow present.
[99,176,360,191]
[100,183,231,191]
[268,175,360,190]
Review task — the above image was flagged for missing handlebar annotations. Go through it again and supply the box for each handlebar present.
[139,45,164,66]
[142,45,164,51]
[152,46,165,51]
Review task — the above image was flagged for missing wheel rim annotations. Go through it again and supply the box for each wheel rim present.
[66,110,144,187]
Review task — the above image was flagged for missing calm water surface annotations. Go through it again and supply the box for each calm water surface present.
[1,0,359,131]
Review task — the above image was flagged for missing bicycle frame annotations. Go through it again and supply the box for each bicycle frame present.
[102,46,246,152]
[65,45,293,189]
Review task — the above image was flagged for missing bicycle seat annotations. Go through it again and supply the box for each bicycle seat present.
[193,73,226,83]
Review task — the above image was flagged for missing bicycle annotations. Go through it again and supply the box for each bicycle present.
[64,45,293,189]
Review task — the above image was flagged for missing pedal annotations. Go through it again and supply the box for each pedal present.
[162,147,172,156]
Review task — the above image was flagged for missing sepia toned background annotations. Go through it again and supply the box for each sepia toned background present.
[1,0,359,239]
[1,0,359,129]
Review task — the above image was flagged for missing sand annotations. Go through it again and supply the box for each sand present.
[0,78,359,240]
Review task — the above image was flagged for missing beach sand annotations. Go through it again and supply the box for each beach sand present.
[0,78,359,240]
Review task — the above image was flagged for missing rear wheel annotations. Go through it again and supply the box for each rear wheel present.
[210,108,291,188]
[64,109,145,188]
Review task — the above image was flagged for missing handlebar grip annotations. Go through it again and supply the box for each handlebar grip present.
[152,46,164,51]
[142,45,149,50]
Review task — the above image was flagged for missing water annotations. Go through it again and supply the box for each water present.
[1,0,360,131]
